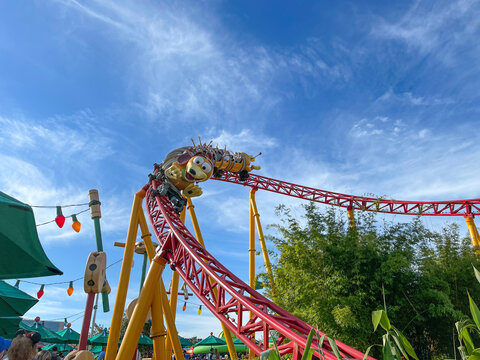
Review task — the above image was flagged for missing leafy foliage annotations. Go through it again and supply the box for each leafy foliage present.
[259,203,480,358]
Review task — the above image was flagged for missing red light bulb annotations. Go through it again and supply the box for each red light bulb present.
[55,206,65,228]
[37,285,45,299]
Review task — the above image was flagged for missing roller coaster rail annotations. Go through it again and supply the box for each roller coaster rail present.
[146,180,372,360]
[213,172,480,217]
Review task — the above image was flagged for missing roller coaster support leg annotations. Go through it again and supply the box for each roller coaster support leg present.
[117,255,167,360]
[248,195,255,360]
[160,277,185,360]
[105,189,143,360]
[138,209,167,360]
[465,215,480,255]
[250,189,277,301]
[186,198,238,360]
[347,206,356,229]
[164,208,184,360]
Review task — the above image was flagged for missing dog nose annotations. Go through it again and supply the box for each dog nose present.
[189,168,196,175]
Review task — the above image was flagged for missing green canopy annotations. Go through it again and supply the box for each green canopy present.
[137,333,153,346]
[0,192,62,279]
[179,335,194,347]
[0,316,22,338]
[56,326,80,343]
[90,345,104,353]
[193,344,248,354]
[0,280,38,317]
[21,321,61,343]
[42,343,74,352]
[88,330,118,346]
[194,334,225,347]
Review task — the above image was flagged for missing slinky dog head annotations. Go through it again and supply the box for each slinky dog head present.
[177,153,214,182]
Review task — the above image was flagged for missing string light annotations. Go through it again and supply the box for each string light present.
[67,281,74,296]
[55,206,66,228]
[71,214,81,232]
[182,302,187,311]
[37,285,45,299]
[13,259,122,299]
[198,305,202,315]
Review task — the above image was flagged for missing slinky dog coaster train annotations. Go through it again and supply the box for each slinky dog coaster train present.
[104,139,480,360]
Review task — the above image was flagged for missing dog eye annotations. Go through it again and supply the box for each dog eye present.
[193,157,203,165]
[202,163,211,172]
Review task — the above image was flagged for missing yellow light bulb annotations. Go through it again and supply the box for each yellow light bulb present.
[198,306,202,315]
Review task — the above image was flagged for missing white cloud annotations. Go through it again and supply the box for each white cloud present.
[372,0,480,64]
[53,1,350,126]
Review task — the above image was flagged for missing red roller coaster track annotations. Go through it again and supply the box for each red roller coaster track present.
[145,171,480,360]
[213,172,480,217]
[146,179,373,360]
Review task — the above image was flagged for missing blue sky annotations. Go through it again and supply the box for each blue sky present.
[1,0,480,340]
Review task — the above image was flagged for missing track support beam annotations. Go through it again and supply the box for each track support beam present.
[186,199,238,360]
[466,216,480,255]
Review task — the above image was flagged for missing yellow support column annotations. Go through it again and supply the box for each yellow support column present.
[347,206,356,229]
[164,208,185,360]
[160,278,186,360]
[465,216,480,255]
[138,209,167,360]
[105,190,143,360]
[250,190,277,301]
[117,255,167,360]
[186,199,238,360]
[248,193,255,360]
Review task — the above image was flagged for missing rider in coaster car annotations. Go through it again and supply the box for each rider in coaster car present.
[161,143,260,198]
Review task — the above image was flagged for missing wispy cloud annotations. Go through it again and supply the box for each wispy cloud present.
[372,0,480,65]
[53,1,350,127]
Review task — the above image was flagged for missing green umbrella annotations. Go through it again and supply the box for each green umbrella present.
[56,326,80,344]
[42,343,74,352]
[0,280,38,317]
[88,330,119,346]
[0,191,62,279]
[0,316,22,338]
[193,344,248,354]
[194,334,226,347]
[179,335,194,347]
[137,333,153,346]
[23,321,61,343]
[90,345,104,353]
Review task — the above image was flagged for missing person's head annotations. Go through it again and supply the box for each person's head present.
[37,349,52,360]
[52,345,58,354]
[7,330,41,360]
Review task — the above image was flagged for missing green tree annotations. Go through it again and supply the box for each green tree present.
[259,203,480,359]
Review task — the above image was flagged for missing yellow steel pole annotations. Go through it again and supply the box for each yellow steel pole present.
[186,198,238,360]
[160,277,185,360]
[164,208,185,360]
[138,209,167,360]
[117,255,167,360]
[465,216,480,255]
[250,190,277,301]
[248,193,255,360]
[105,190,143,360]
[347,206,356,229]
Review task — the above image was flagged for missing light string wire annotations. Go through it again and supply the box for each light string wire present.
[30,203,90,208]
[35,207,90,227]
[16,259,123,286]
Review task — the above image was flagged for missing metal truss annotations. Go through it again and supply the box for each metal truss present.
[146,180,371,360]
[213,172,480,217]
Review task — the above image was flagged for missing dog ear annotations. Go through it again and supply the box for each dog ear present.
[177,153,192,165]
